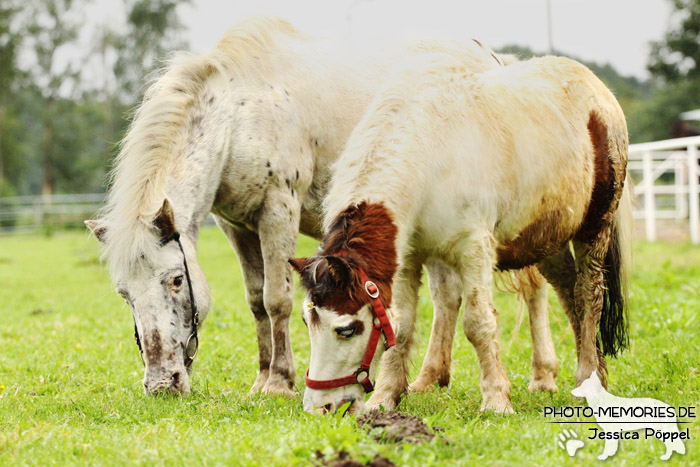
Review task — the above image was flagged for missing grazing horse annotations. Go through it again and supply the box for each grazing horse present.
[86,17,548,395]
[290,54,631,414]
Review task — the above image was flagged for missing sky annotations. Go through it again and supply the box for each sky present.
[81,0,674,81]
[175,0,673,79]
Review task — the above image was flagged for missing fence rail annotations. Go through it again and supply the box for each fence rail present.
[628,135,700,244]
[0,193,106,234]
[2,135,699,242]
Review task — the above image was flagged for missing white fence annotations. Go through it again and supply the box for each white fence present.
[0,193,106,234]
[1,135,699,242]
[628,135,700,244]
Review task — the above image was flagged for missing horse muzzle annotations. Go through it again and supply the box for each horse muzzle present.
[143,367,190,394]
[303,391,361,415]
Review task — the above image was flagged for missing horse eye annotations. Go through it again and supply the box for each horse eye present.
[335,326,355,338]
[172,275,184,289]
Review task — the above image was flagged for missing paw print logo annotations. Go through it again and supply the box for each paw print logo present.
[558,429,584,457]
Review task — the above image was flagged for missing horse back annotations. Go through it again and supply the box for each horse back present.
[482,57,628,268]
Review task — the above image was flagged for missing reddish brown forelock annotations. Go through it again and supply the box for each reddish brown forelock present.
[320,202,398,286]
[289,203,398,315]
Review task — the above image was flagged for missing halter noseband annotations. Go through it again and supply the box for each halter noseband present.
[133,231,199,368]
[304,261,396,394]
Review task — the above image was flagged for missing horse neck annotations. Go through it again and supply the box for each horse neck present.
[323,145,427,262]
[166,81,233,241]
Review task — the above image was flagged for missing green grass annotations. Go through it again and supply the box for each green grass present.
[0,228,698,465]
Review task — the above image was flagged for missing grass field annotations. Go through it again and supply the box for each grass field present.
[0,227,698,465]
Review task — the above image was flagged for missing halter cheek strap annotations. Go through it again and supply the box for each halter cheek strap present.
[133,231,199,367]
[304,266,396,394]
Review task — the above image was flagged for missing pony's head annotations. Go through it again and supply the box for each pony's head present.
[290,254,394,414]
[86,199,211,394]
[289,202,398,414]
[571,370,604,399]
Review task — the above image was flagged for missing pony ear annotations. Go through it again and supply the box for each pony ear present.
[154,199,177,241]
[288,257,310,274]
[326,256,352,287]
[85,219,107,243]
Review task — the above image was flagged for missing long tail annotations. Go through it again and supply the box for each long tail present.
[599,175,633,357]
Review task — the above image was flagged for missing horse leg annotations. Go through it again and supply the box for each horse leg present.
[537,247,580,378]
[572,232,611,388]
[518,267,559,392]
[366,256,423,411]
[409,259,462,392]
[214,218,272,393]
[257,190,300,397]
[461,238,513,413]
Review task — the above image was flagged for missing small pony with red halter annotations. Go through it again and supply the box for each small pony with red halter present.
[291,54,632,415]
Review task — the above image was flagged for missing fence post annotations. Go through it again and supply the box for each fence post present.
[642,150,656,242]
[33,197,43,230]
[688,144,699,244]
[678,154,688,218]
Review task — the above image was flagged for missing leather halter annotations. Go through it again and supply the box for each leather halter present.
[304,254,396,393]
[133,231,199,368]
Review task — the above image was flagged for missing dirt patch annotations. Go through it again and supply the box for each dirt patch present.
[316,450,396,467]
[356,410,443,444]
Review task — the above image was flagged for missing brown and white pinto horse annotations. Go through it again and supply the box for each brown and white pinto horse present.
[291,54,631,414]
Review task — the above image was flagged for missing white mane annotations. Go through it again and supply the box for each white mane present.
[100,17,306,279]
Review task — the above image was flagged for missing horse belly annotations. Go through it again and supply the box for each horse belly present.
[494,185,590,270]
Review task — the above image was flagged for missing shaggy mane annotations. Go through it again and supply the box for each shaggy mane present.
[100,17,304,279]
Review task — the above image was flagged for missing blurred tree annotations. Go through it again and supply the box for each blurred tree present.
[0,1,23,196]
[1,0,191,198]
[113,0,191,104]
[649,0,700,83]
[24,0,86,195]
[644,0,700,139]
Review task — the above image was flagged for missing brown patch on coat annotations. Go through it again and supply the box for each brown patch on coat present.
[495,211,569,270]
[309,307,321,327]
[436,365,451,387]
[345,319,365,336]
[272,329,292,383]
[575,111,617,242]
[289,203,397,315]
[144,329,163,365]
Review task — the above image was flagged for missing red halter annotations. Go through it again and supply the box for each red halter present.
[304,263,396,393]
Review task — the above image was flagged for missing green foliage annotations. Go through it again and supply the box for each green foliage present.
[0,0,188,196]
[113,0,191,103]
[649,0,700,83]
[0,1,23,188]
[0,230,697,465]
[628,78,700,142]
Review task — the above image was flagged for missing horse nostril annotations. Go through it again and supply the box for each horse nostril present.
[171,371,181,386]
[321,403,333,414]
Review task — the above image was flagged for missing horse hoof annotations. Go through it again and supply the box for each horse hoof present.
[409,371,449,393]
[249,370,270,393]
[261,378,295,398]
[408,376,435,392]
[480,396,515,414]
[365,393,398,412]
[528,378,558,393]
[408,380,435,393]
